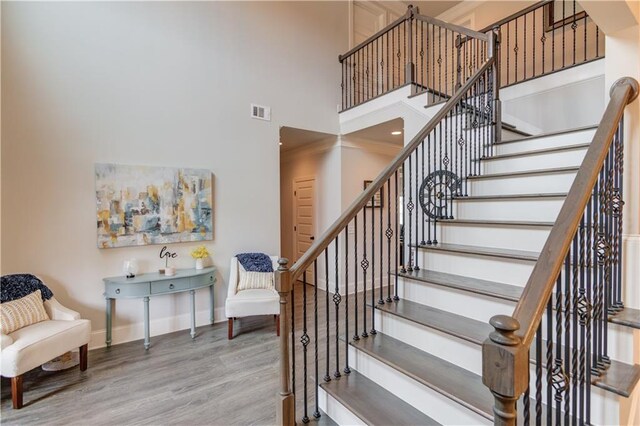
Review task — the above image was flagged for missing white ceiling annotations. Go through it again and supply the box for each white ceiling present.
[279,127,336,152]
[345,117,404,146]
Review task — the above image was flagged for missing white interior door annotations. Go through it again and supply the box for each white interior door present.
[294,177,315,284]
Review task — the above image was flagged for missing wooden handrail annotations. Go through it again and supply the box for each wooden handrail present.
[478,0,551,33]
[289,57,495,282]
[511,77,639,348]
[414,14,488,41]
[338,6,488,62]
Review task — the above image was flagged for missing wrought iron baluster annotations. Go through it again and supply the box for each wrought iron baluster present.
[571,225,580,424]
[506,21,510,85]
[514,17,519,83]
[291,285,296,409]
[545,297,553,425]
[362,205,369,337]
[535,324,542,426]
[387,179,393,303]
[344,230,351,374]
[421,138,426,245]
[313,260,320,419]
[394,170,400,300]
[353,215,360,341]
[414,147,420,269]
[334,238,341,379]
[562,0,566,68]
[563,250,571,424]
[573,0,577,65]
[380,182,386,299]
[324,249,331,382]
[370,193,377,335]
[301,271,309,424]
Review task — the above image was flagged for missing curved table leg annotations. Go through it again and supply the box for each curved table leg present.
[106,298,113,348]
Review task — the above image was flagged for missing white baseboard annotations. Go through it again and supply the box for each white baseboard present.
[89,308,227,350]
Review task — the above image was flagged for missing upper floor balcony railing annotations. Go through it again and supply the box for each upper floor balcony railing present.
[339,0,605,111]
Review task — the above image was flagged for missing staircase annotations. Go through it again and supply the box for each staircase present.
[274,3,639,425]
[317,125,640,425]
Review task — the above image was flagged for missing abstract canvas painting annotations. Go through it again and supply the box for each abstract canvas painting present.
[96,163,213,248]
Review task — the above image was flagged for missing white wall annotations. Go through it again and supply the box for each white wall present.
[280,135,400,292]
[1,1,348,348]
[280,137,342,264]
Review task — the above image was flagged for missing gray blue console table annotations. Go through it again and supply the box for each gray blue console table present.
[103,267,216,349]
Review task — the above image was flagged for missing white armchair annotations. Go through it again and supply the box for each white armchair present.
[1,295,91,409]
[225,256,280,339]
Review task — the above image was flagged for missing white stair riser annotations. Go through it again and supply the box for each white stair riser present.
[453,197,564,221]
[376,309,626,424]
[348,346,491,425]
[495,129,596,155]
[376,310,481,374]
[318,388,367,426]
[469,172,577,196]
[481,148,587,174]
[417,249,535,286]
[398,277,515,323]
[438,223,551,252]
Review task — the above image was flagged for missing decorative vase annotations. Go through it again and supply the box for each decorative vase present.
[195,258,204,270]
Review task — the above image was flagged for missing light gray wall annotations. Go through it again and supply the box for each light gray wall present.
[1,1,348,347]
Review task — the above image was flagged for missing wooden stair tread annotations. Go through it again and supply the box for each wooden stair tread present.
[474,143,589,161]
[398,268,522,302]
[350,333,495,420]
[592,359,640,397]
[453,192,567,200]
[349,333,577,423]
[467,166,579,180]
[375,299,492,345]
[418,242,539,262]
[376,299,639,397]
[494,125,598,145]
[529,340,640,397]
[439,219,555,227]
[319,370,440,426]
[609,306,640,329]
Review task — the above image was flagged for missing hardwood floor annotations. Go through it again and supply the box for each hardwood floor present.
[0,281,372,425]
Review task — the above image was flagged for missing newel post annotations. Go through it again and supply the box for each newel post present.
[488,27,502,144]
[275,258,295,426]
[405,5,416,89]
[482,315,529,426]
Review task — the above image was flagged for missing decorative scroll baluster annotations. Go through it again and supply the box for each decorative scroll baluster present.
[333,238,341,379]
[362,206,369,338]
[387,179,393,303]
[301,271,309,424]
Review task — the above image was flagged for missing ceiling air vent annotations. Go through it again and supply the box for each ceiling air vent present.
[251,104,271,121]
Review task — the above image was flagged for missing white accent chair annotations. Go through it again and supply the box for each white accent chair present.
[1,297,91,409]
[225,256,280,339]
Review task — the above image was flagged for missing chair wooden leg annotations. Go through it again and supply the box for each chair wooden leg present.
[276,314,280,337]
[227,318,233,340]
[79,344,88,371]
[11,375,23,409]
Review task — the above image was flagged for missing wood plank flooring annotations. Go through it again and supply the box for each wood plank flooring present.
[0,281,375,425]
